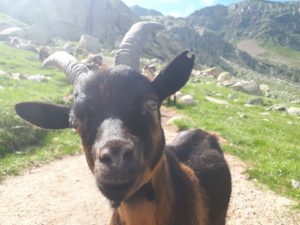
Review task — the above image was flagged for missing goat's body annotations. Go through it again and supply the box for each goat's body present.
[110,129,231,225]
[15,40,231,224]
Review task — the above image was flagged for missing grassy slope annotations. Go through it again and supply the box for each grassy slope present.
[0,12,28,28]
[175,81,300,202]
[0,43,299,204]
[259,41,300,68]
[236,39,300,68]
[0,44,80,179]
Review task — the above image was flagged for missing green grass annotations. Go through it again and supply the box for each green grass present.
[0,131,80,179]
[0,43,79,179]
[258,41,300,68]
[0,12,28,28]
[0,42,299,207]
[175,81,300,202]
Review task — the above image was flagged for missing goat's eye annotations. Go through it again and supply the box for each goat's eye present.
[146,100,158,111]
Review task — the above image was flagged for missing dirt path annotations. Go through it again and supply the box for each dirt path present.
[0,109,299,225]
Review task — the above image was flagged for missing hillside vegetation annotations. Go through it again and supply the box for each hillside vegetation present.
[187,0,300,51]
[0,43,299,204]
[175,79,300,201]
[184,0,300,81]
[0,0,299,82]
[0,44,79,179]
[0,0,299,207]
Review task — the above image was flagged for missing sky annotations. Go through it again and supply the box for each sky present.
[122,0,294,17]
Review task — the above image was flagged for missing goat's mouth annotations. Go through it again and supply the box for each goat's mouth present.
[96,177,136,203]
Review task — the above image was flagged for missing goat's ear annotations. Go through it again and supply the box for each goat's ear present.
[152,50,195,102]
[15,102,70,129]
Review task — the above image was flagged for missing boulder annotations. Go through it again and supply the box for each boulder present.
[261,112,270,116]
[11,73,26,80]
[179,95,196,106]
[0,70,9,77]
[63,43,77,55]
[291,179,300,189]
[227,94,237,100]
[217,72,232,83]
[201,67,222,78]
[175,91,184,99]
[268,104,287,112]
[247,98,264,106]
[259,84,270,96]
[27,74,49,82]
[231,80,262,96]
[220,80,236,87]
[17,43,37,52]
[205,96,229,105]
[9,37,36,52]
[192,70,201,78]
[291,100,300,104]
[79,35,100,53]
[287,107,300,116]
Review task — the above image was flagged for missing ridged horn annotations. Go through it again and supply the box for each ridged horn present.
[114,22,164,71]
[42,51,89,85]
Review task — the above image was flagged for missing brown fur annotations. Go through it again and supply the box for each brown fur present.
[114,156,173,225]
[180,163,208,225]
[15,51,230,225]
[110,157,212,225]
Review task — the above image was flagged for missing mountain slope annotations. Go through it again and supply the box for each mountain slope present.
[0,0,299,81]
[131,5,163,17]
[0,0,139,45]
[187,0,300,51]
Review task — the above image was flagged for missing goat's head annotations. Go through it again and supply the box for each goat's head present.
[15,22,195,205]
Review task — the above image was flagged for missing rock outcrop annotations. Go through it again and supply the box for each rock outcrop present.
[0,0,139,45]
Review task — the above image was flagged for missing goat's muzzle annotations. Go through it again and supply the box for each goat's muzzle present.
[99,140,135,167]
[94,139,142,202]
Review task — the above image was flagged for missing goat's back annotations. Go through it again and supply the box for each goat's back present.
[168,129,231,225]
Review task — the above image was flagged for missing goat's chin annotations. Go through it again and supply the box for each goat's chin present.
[95,177,135,203]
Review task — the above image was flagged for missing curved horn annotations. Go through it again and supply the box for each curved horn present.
[42,51,89,85]
[114,22,164,71]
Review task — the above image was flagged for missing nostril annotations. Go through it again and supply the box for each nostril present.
[99,151,112,164]
[99,144,134,165]
[123,150,134,162]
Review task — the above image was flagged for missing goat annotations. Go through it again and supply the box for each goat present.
[15,22,231,225]
[9,37,37,52]
[39,46,50,62]
[84,53,103,70]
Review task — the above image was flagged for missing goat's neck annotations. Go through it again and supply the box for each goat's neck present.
[117,156,173,225]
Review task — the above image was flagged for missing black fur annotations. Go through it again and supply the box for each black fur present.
[152,50,195,101]
[169,129,231,225]
[165,150,197,225]
[15,102,70,129]
[15,50,232,225]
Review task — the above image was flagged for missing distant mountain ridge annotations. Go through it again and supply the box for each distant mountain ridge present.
[187,0,300,50]
[154,21,296,78]
[0,0,299,81]
[131,5,163,17]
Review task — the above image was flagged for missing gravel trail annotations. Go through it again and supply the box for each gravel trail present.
[0,110,298,225]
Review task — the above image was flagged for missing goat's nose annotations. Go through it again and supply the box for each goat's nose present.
[99,142,134,166]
